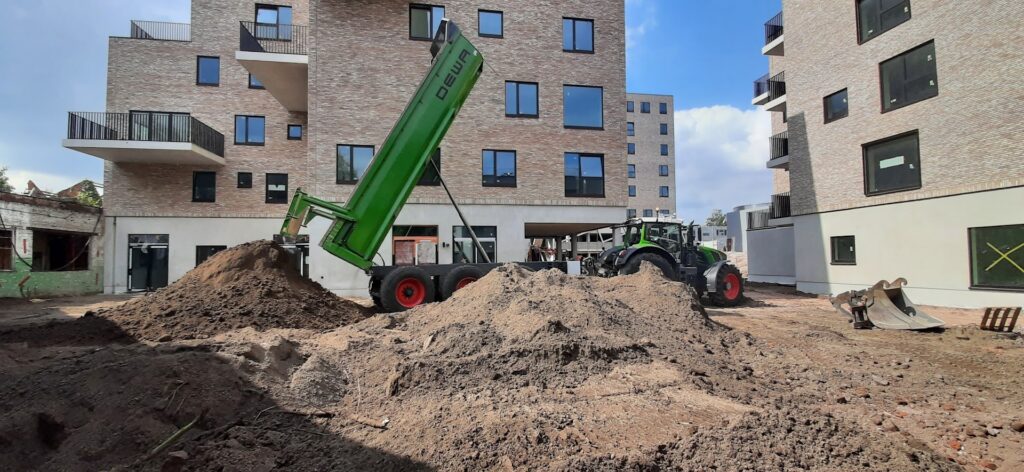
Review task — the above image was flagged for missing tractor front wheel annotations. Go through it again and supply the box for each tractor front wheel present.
[708,264,744,307]
[620,253,678,281]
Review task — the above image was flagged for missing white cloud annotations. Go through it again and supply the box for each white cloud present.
[673,106,774,222]
[4,169,82,194]
[625,0,656,50]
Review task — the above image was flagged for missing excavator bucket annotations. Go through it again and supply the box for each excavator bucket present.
[830,279,944,331]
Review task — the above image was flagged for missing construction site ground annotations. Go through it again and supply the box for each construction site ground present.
[1,245,1021,471]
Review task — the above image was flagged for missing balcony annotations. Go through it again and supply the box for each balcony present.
[129,20,191,42]
[747,209,771,230]
[753,71,786,112]
[63,112,225,166]
[752,73,770,106]
[767,131,789,169]
[762,12,784,56]
[236,21,308,112]
[769,192,792,225]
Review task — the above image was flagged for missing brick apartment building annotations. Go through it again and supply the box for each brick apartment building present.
[748,0,1024,307]
[625,93,675,219]
[63,0,627,295]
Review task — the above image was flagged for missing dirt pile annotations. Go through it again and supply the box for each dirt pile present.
[98,241,367,341]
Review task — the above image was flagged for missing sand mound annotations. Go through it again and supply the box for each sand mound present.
[98,241,367,341]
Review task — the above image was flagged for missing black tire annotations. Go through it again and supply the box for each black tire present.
[440,265,486,300]
[380,266,435,313]
[708,264,744,307]
[620,253,678,280]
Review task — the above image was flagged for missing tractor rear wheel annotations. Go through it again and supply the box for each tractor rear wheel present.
[708,264,744,307]
[380,266,435,312]
[440,265,486,300]
[620,253,678,280]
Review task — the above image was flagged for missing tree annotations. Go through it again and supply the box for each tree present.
[76,181,103,208]
[0,167,12,193]
[705,209,726,227]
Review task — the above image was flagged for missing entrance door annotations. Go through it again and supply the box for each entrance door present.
[127,234,169,292]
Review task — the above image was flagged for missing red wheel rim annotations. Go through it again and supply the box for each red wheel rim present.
[395,277,426,308]
[455,277,477,290]
[723,273,741,300]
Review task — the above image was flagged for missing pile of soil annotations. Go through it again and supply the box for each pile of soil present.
[98,241,367,341]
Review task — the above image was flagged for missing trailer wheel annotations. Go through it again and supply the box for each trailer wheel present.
[380,266,435,312]
[708,264,744,307]
[441,265,486,299]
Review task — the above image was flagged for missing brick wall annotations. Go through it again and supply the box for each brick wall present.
[625,93,675,216]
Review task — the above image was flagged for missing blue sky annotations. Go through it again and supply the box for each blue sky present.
[0,0,779,222]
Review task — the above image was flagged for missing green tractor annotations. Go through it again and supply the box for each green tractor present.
[586,217,744,306]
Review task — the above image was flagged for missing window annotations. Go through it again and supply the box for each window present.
[237,172,252,189]
[419,148,441,186]
[505,81,539,118]
[660,209,671,216]
[627,209,637,219]
[857,0,911,43]
[831,236,856,265]
[659,123,668,135]
[659,102,668,114]
[478,10,503,38]
[863,131,921,195]
[482,149,516,187]
[192,171,216,202]
[626,101,635,113]
[255,4,293,40]
[266,173,288,204]
[659,186,670,198]
[234,115,265,145]
[337,144,375,183]
[627,143,635,155]
[563,85,603,129]
[627,164,636,178]
[0,230,12,270]
[880,41,938,113]
[969,224,1024,290]
[564,152,604,197]
[660,144,669,156]
[562,18,594,53]
[196,56,219,86]
[453,226,497,264]
[248,74,264,89]
[288,124,303,140]
[824,89,849,123]
[196,245,227,266]
[640,102,651,113]
[628,185,636,197]
[410,4,445,40]
[393,226,439,265]
[31,230,90,272]
[627,122,635,136]
[659,165,669,176]
[643,209,653,218]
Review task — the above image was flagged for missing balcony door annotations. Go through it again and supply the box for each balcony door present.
[130,111,190,142]
[255,4,293,40]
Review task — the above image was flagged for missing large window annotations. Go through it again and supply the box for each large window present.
[857,0,911,43]
[659,165,669,176]
[880,41,937,113]
[393,226,439,265]
[863,131,920,195]
[266,173,288,204]
[337,144,375,183]
[831,236,856,265]
[196,245,227,266]
[824,89,849,123]
[31,230,90,272]
[482,149,516,187]
[453,226,497,264]
[627,164,636,178]
[478,10,503,38]
[562,18,594,53]
[969,224,1024,290]
[192,171,216,202]
[563,85,603,129]
[0,230,12,270]
[627,122,634,136]
[419,148,441,186]
[564,152,604,198]
[196,56,219,86]
[505,81,539,118]
[255,4,293,40]
[234,115,265,145]
[410,4,445,40]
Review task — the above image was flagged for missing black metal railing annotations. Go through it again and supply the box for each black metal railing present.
[67,112,225,157]
[770,131,789,160]
[770,192,792,219]
[239,21,308,55]
[768,71,786,101]
[753,73,769,98]
[130,20,191,41]
[765,11,784,45]
[747,209,770,230]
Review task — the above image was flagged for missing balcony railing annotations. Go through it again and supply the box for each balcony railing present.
[67,112,224,157]
[770,131,789,160]
[765,12,784,45]
[754,73,770,98]
[767,72,786,101]
[239,21,308,55]
[130,20,191,42]
[770,192,792,219]
[747,209,770,230]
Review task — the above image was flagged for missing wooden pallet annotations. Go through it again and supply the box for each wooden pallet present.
[981,307,1021,332]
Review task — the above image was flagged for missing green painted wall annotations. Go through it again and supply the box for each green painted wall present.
[0,257,103,299]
